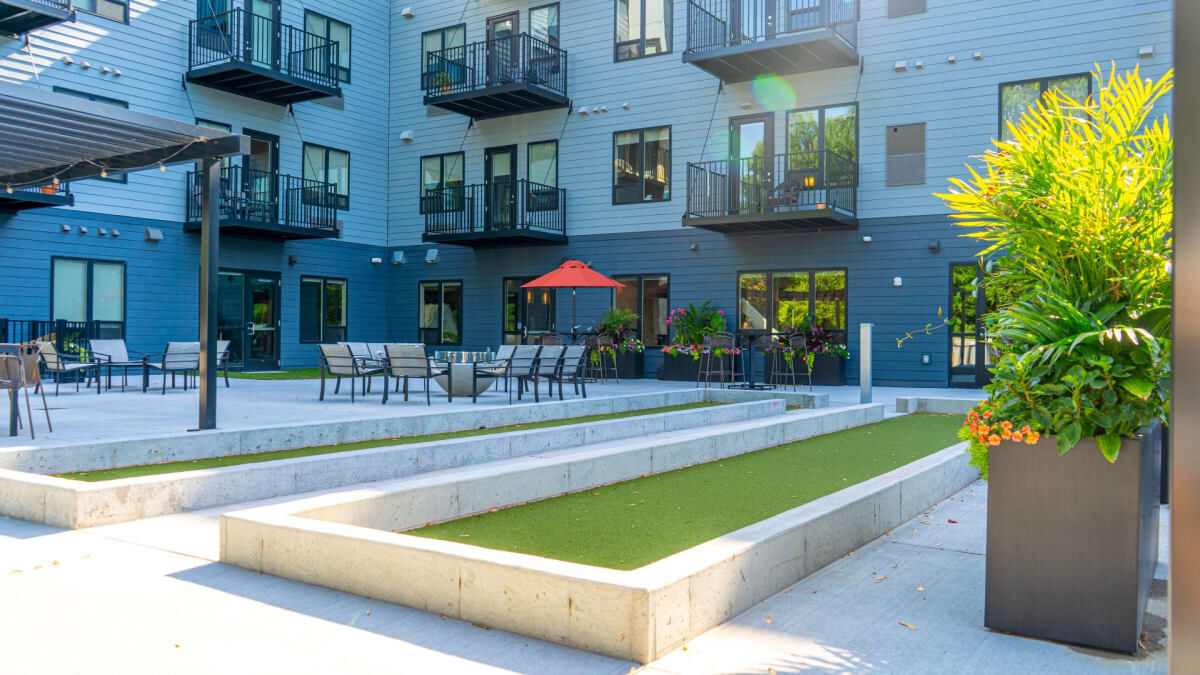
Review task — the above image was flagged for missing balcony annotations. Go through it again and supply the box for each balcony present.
[683,149,857,233]
[0,0,73,36]
[187,9,341,106]
[422,180,567,247]
[184,165,339,240]
[0,182,72,213]
[683,0,858,82]
[423,34,568,120]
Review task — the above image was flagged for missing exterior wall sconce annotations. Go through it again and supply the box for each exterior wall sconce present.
[947,55,957,64]
[893,276,903,288]
[861,235,872,243]
[973,51,984,61]
[78,226,88,235]
[391,251,406,265]
[689,242,699,252]
[99,228,108,236]
[371,257,383,264]
[111,229,120,237]
[425,249,439,264]
[288,255,297,265]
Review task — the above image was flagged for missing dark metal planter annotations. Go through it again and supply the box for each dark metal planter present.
[615,350,645,379]
[985,421,1162,653]
[660,352,702,381]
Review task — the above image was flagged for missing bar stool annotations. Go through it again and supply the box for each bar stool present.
[584,335,619,383]
[540,334,565,346]
[697,332,737,388]
[789,334,813,391]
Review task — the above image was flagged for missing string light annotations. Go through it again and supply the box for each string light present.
[52,176,59,185]
[158,162,166,172]
[100,169,108,178]
[2,136,205,188]
[5,185,11,194]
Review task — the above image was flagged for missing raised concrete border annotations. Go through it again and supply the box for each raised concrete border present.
[0,399,783,529]
[894,396,978,415]
[219,407,978,665]
[703,386,829,409]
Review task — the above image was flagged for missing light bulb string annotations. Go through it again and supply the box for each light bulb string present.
[3,136,208,190]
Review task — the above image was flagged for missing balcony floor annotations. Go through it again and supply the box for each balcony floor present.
[0,189,73,213]
[0,0,73,36]
[183,216,338,240]
[683,27,858,82]
[682,206,857,234]
[187,62,341,106]
[424,81,569,120]
[423,227,567,247]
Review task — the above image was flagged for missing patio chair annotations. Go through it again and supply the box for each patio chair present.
[0,346,51,438]
[506,344,542,404]
[88,338,146,392]
[380,343,450,406]
[698,332,738,388]
[470,344,515,403]
[37,342,100,395]
[215,339,231,388]
[531,344,565,399]
[339,342,382,390]
[545,344,588,400]
[584,334,619,383]
[142,342,200,394]
[788,334,813,392]
[319,343,382,402]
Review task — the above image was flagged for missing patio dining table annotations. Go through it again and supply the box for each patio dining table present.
[726,331,777,391]
[432,350,499,397]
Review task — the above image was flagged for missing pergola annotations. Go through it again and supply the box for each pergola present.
[0,81,248,430]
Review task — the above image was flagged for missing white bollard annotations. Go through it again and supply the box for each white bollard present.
[860,323,873,404]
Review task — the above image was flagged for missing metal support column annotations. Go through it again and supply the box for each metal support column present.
[198,157,220,430]
[859,323,872,404]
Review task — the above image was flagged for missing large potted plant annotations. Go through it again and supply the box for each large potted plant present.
[944,66,1172,653]
[658,301,739,381]
[764,316,851,386]
[593,307,645,379]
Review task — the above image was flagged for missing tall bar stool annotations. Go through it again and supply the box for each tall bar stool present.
[789,334,813,391]
[584,335,619,383]
[540,334,565,346]
[698,332,737,388]
[753,334,776,388]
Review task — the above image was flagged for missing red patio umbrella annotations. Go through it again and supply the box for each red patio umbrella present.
[522,260,625,335]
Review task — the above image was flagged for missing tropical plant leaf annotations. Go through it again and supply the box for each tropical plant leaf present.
[1096,433,1122,463]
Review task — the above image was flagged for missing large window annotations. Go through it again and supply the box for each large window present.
[530,3,560,47]
[305,11,352,83]
[75,0,127,22]
[420,152,465,213]
[420,281,463,345]
[54,87,129,183]
[787,103,858,163]
[299,276,347,343]
[737,269,846,337]
[613,274,670,346]
[422,24,466,88]
[302,143,350,210]
[615,0,671,61]
[613,126,670,204]
[999,73,1091,142]
[51,258,125,325]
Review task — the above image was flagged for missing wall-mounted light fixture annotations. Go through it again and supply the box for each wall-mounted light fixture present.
[78,226,88,235]
[111,229,120,237]
[425,249,439,264]
[621,101,630,109]
[861,235,872,243]
[391,251,406,265]
[893,276,903,288]
[98,228,108,236]
[689,242,699,252]
[914,60,924,69]
[973,51,983,61]
[370,257,383,264]
[288,255,297,265]
[60,224,70,233]
[947,55,957,64]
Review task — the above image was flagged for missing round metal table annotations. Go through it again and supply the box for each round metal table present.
[432,351,499,397]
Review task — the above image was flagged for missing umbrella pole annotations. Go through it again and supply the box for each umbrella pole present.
[572,288,577,337]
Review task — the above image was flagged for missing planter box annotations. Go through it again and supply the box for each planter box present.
[763,354,846,386]
[985,421,1162,653]
[615,350,644,379]
[658,352,742,382]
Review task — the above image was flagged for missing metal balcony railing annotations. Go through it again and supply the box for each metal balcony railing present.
[423,33,567,100]
[686,0,857,54]
[8,182,69,198]
[187,8,340,91]
[0,318,124,354]
[685,149,857,219]
[421,180,566,238]
[25,0,71,11]
[185,164,338,236]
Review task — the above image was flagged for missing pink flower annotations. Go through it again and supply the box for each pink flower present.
[718,310,724,315]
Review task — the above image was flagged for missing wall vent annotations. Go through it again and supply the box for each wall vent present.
[886,123,926,187]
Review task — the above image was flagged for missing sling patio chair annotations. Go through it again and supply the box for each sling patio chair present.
[545,344,588,400]
[380,343,450,406]
[506,344,542,404]
[472,344,515,394]
[37,342,101,395]
[0,346,51,438]
[528,344,564,402]
[141,342,200,394]
[318,343,382,402]
[89,338,149,392]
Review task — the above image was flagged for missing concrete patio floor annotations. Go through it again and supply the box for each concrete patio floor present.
[0,480,1167,674]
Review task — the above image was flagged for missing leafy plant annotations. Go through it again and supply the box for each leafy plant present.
[597,307,638,342]
[939,64,1173,473]
[666,301,726,346]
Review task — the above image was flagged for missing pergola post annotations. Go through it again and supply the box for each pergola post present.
[198,157,220,430]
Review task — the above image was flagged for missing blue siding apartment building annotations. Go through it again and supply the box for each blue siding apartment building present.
[0,0,1173,385]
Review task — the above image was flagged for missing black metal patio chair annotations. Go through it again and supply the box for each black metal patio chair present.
[507,344,542,404]
[545,344,588,400]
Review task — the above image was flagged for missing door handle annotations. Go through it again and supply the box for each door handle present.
[245,322,255,334]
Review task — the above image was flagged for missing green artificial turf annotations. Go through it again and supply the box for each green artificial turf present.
[406,414,964,570]
[226,368,328,380]
[55,402,724,482]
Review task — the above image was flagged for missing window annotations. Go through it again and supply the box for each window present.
[75,0,128,22]
[615,0,671,61]
[419,281,463,345]
[999,73,1092,141]
[530,3,560,47]
[299,276,347,343]
[527,140,559,211]
[51,258,125,325]
[737,269,846,337]
[888,0,926,18]
[196,119,232,169]
[302,143,350,210]
[885,123,926,187]
[613,126,670,204]
[422,24,466,88]
[54,87,129,183]
[305,11,352,83]
[787,103,858,162]
[420,152,465,213]
[613,274,670,346]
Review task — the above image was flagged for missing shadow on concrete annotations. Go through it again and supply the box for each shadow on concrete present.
[0,516,63,540]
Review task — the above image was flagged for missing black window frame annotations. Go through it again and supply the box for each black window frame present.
[614,0,673,62]
[421,23,467,89]
[53,87,129,183]
[527,139,559,188]
[304,10,352,83]
[419,151,466,214]
[998,72,1093,141]
[735,268,848,339]
[612,273,671,347]
[299,275,348,344]
[419,280,464,346]
[784,101,860,162]
[302,142,350,211]
[75,0,129,23]
[529,2,561,47]
[612,125,672,205]
[50,256,127,326]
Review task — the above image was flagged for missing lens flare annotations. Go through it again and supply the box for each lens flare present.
[750,74,796,112]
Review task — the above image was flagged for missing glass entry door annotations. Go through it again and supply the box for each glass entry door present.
[730,113,773,215]
[486,12,518,85]
[484,145,517,229]
[503,277,556,345]
[242,129,278,224]
[949,262,995,388]
[217,269,281,370]
[246,0,281,69]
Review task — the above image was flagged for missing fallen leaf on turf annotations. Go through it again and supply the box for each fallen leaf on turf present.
[847,552,854,556]
[948,519,959,524]
[458,534,470,537]
[917,586,925,592]
[489,508,498,512]
[593,492,600,496]
[873,576,887,581]
[899,622,917,631]
[765,616,773,624]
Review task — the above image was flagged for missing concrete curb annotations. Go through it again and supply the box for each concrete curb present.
[219,405,944,664]
[894,396,978,415]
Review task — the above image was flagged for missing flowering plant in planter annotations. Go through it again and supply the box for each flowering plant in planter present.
[659,301,740,361]
[941,65,1173,475]
[588,308,645,364]
[773,317,851,371]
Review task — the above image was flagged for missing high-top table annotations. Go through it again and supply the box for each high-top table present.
[726,331,777,391]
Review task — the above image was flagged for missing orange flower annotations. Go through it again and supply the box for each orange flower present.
[1020,425,1032,435]
[1000,420,1013,431]
[1011,431,1024,443]
[978,424,990,435]
[982,411,992,420]
[1001,429,1012,440]
[1025,431,1040,444]
[988,434,1001,446]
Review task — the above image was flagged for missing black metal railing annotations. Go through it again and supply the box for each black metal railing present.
[423,33,567,99]
[27,0,72,11]
[0,318,124,354]
[685,0,857,54]
[188,8,340,90]
[186,164,338,235]
[6,182,70,198]
[686,149,857,219]
[422,180,566,237]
